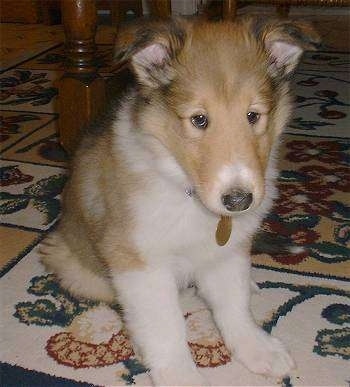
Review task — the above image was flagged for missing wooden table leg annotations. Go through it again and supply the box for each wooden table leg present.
[276,4,290,18]
[149,0,171,19]
[59,0,106,153]
[223,0,237,21]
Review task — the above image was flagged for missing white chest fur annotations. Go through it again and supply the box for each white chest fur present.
[131,178,217,258]
[128,171,264,277]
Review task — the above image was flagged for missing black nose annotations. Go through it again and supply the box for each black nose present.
[221,190,253,212]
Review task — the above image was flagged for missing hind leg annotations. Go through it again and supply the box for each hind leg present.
[40,232,115,303]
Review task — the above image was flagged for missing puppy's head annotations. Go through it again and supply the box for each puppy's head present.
[116,17,319,216]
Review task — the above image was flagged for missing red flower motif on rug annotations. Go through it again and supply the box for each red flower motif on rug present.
[0,165,33,186]
[46,330,134,368]
[46,329,232,369]
[274,249,309,265]
[299,165,350,192]
[263,217,319,243]
[275,183,334,217]
[43,302,232,370]
[285,140,348,165]
[189,341,231,367]
[262,217,319,264]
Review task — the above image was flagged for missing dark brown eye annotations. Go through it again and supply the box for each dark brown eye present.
[247,111,260,125]
[191,114,208,129]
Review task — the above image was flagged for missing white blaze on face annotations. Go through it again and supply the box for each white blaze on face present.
[205,163,264,215]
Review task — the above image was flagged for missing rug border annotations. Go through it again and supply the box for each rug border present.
[252,263,350,283]
[0,223,56,279]
[0,362,100,387]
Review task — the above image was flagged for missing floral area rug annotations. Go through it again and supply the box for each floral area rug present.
[0,23,116,72]
[1,34,349,387]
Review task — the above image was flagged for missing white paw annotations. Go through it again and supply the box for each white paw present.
[152,366,207,386]
[234,328,295,378]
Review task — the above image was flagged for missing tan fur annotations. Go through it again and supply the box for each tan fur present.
[41,132,145,302]
[41,17,319,303]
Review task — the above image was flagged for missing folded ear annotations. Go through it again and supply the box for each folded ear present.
[114,20,187,88]
[252,18,321,78]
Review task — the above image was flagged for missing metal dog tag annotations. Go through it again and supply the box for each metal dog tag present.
[215,216,232,246]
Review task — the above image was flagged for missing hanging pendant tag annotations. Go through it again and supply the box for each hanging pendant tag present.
[215,216,232,246]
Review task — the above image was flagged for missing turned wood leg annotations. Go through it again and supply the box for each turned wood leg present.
[40,0,61,25]
[150,0,171,19]
[59,0,106,153]
[223,0,237,21]
[110,0,122,25]
[276,4,290,18]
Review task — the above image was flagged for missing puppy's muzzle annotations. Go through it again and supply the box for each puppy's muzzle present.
[221,190,253,212]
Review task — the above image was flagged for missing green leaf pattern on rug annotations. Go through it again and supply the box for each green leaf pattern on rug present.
[260,282,350,327]
[314,328,350,360]
[313,304,350,360]
[0,173,67,225]
[0,69,58,107]
[309,242,350,263]
[259,283,350,360]
[32,197,61,225]
[283,214,320,228]
[121,359,149,385]
[289,117,334,131]
[14,274,97,327]
[321,303,350,325]
[278,170,307,183]
[23,174,67,198]
[0,196,29,214]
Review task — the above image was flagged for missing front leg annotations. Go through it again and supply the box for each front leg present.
[112,266,205,386]
[195,252,295,378]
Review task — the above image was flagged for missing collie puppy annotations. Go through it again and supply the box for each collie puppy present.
[41,16,319,385]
